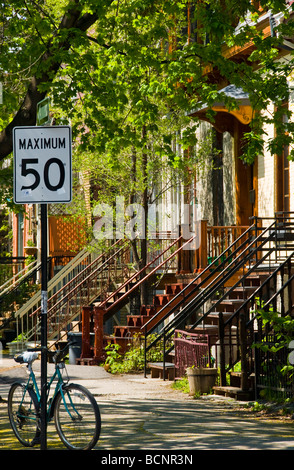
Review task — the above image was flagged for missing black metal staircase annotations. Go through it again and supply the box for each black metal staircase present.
[143,214,294,398]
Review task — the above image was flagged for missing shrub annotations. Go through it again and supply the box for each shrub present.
[104,333,163,374]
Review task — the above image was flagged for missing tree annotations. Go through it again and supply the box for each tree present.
[1,0,294,203]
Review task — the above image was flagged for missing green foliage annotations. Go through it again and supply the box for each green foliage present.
[104,333,163,374]
[0,279,38,316]
[1,0,294,203]
[255,300,294,377]
[172,377,190,394]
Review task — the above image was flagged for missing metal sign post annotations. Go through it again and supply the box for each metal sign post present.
[40,203,48,450]
[13,123,72,450]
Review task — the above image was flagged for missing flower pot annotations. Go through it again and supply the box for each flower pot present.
[24,246,38,255]
[186,367,218,395]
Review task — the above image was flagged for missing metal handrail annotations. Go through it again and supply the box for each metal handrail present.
[0,258,39,295]
[50,235,195,349]
[143,218,290,375]
[225,251,294,330]
[143,224,254,335]
[21,239,129,344]
[144,214,294,379]
[15,246,93,320]
[30,239,128,318]
[185,221,280,333]
[97,235,193,317]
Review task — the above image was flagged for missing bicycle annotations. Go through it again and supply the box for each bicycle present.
[7,344,101,450]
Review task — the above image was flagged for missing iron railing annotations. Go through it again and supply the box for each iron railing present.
[144,214,294,385]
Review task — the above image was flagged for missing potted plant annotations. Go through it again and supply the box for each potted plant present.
[24,239,38,256]
[186,366,218,395]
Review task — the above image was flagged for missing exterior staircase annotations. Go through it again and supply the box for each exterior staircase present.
[10,213,294,400]
[0,253,77,348]
[24,239,132,345]
[11,234,186,356]
[0,258,46,348]
[143,215,294,399]
[8,240,124,350]
[104,280,191,353]
[77,235,194,363]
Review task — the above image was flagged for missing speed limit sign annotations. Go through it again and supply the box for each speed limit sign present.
[13,126,72,204]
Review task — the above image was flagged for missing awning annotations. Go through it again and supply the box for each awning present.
[188,85,253,128]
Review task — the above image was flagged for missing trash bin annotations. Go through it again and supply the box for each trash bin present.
[68,332,82,365]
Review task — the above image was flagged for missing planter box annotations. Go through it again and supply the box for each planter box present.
[24,246,38,255]
[187,367,218,395]
[6,342,24,355]
[6,341,37,356]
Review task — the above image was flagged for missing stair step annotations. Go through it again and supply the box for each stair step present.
[76,357,96,366]
[190,325,219,342]
[206,312,233,324]
[148,362,175,380]
[127,314,155,328]
[213,385,253,400]
[230,371,242,387]
[153,294,173,307]
[104,335,132,354]
[165,283,195,295]
[228,286,257,299]
[244,275,263,286]
[213,299,244,312]
[140,305,156,316]
[113,325,141,338]
[190,324,238,338]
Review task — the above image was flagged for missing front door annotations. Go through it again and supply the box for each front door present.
[234,121,257,226]
[276,144,290,214]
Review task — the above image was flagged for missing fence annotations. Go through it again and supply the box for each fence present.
[254,334,294,400]
[174,330,213,378]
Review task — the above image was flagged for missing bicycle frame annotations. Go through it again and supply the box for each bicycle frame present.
[10,347,101,450]
[23,361,68,423]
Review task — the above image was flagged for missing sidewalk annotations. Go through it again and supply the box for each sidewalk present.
[1,357,294,451]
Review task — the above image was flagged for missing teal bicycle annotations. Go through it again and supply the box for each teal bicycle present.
[7,344,101,450]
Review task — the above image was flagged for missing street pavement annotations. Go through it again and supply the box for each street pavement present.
[1,356,294,456]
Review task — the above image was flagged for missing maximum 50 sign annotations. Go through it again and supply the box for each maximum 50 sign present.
[13,126,72,204]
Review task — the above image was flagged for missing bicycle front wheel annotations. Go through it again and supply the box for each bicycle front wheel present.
[54,383,101,450]
[8,382,39,447]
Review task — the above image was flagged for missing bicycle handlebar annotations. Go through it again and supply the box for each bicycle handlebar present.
[27,341,73,364]
[52,341,72,364]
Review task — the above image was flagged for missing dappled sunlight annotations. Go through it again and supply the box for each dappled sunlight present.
[2,395,294,450]
[96,398,294,450]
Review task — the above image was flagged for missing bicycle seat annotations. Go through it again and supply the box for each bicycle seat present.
[14,351,39,364]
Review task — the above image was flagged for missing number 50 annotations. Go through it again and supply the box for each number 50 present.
[21,158,65,192]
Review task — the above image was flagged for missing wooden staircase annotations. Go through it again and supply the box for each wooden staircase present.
[106,281,193,353]
[13,239,132,348]
[0,258,41,347]
[77,235,195,364]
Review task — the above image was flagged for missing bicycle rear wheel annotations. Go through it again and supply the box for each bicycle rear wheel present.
[8,382,40,447]
[54,383,101,450]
